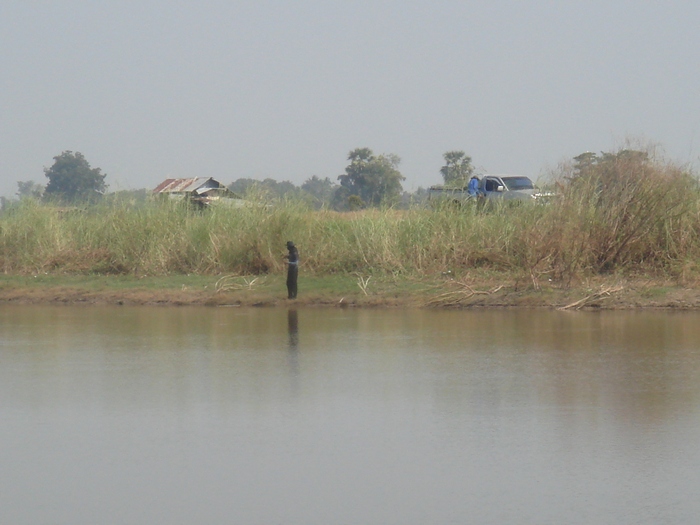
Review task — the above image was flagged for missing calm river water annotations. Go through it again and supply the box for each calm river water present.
[1,305,699,524]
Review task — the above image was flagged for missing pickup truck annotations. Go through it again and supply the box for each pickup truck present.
[428,175,546,204]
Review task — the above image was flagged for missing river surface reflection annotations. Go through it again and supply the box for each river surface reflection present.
[1,306,699,524]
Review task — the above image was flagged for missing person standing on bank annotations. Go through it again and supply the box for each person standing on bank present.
[285,241,299,299]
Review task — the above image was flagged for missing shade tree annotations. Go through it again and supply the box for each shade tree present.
[335,148,405,209]
[43,151,107,202]
[440,150,474,187]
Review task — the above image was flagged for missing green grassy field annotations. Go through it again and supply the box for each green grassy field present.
[2,151,700,309]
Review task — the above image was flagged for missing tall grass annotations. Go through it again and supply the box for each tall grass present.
[2,153,699,283]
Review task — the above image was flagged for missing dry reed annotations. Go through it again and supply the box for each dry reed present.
[1,153,698,283]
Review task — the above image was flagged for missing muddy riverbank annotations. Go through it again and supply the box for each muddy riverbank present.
[2,274,700,310]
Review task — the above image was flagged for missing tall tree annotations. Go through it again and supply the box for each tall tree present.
[572,151,598,177]
[572,149,650,185]
[43,151,107,202]
[16,180,44,200]
[301,175,337,209]
[336,148,405,209]
[440,150,474,187]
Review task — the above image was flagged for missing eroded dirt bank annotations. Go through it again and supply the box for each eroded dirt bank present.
[3,275,700,310]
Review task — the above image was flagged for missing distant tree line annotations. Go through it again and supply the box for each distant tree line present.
[10,147,432,211]
[226,148,473,210]
[9,146,596,211]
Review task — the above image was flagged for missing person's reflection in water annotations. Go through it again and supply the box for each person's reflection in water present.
[287,308,299,350]
[287,309,300,388]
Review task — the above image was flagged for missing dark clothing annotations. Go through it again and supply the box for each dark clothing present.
[286,264,298,299]
[286,243,299,299]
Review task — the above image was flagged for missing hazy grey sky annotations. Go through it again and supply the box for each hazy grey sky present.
[1,1,699,198]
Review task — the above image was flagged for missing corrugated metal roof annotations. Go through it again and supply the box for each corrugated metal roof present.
[153,177,222,194]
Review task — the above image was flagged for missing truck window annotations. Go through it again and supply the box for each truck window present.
[502,177,534,190]
[484,179,498,192]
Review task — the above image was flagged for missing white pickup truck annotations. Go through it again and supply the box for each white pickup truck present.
[429,175,546,204]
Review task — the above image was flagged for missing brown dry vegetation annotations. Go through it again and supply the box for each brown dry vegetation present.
[2,146,700,309]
